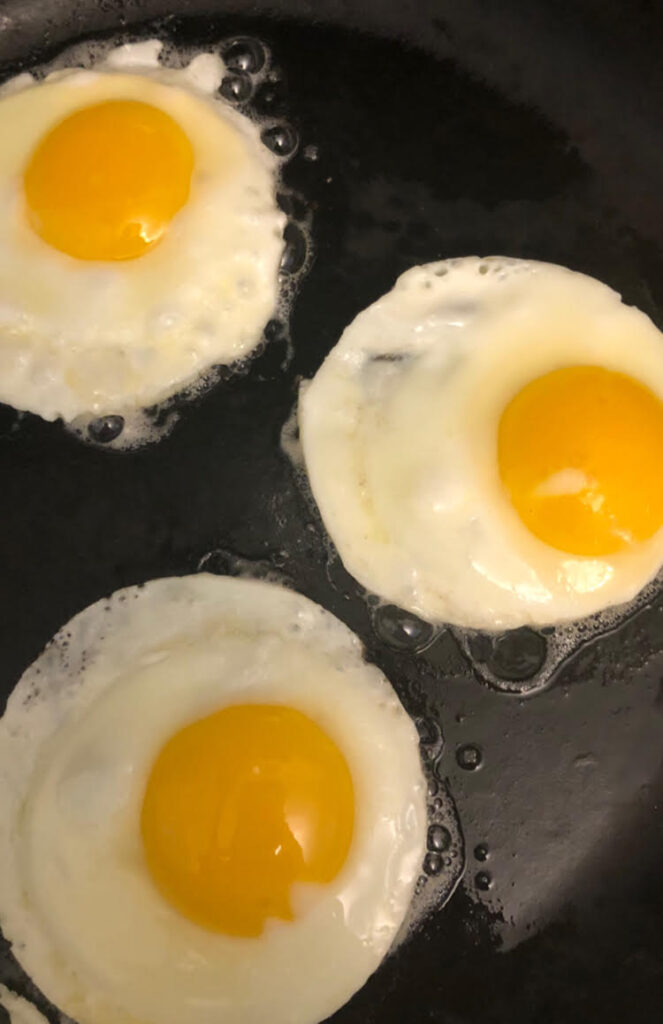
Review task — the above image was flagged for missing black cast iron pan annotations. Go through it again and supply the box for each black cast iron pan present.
[1,1,663,1021]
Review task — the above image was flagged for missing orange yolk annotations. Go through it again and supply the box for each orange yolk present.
[140,704,355,937]
[497,365,663,556]
[23,99,194,261]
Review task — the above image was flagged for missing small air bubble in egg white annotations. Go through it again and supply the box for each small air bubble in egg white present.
[236,278,255,297]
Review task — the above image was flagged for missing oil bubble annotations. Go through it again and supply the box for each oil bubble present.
[397,777,464,949]
[455,623,555,695]
[264,319,285,343]
[414,875,428,897]
[456,743,483,771]
[280,223,308,276]
[372,604,437,652]
[467,627,547,682]
[219,73,252,103]
[475,871,492,891]
[424,852,444,876]
[71,405,174,452]
[262,124,298,158]
[222,37,265,74]
[415,716,441,749]
[452,577,662,696]
[489,628,547,681]
[474,843,489,862]
[428,824,451,852]
[87,415,124,444]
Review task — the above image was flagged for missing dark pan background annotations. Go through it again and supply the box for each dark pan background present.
[1,1,663,1022]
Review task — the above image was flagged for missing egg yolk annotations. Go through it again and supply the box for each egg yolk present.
[497,365,663,556]
[23,100,194,261]
[141,704,355,937]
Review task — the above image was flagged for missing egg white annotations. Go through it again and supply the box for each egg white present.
[299,257,663,630]
[0,985,50,1024]
[0,42,285,423]
[0,574,426,1024]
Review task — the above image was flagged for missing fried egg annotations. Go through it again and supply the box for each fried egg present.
[0,575,426,1024]
[0,41,285,424]
[299,257,663,630]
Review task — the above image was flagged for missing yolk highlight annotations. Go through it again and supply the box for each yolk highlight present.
[23,100,194,261]
[141,704,354,937]
[497,365,663,556]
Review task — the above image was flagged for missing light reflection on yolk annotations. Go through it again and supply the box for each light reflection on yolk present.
[23,99,194,261]
[497,365,663,556]
[140,704,355,937]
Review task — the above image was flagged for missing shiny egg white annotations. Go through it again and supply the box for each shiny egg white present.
[299,257,663,630]
[0,574,426,1024]
[0,41,285,424]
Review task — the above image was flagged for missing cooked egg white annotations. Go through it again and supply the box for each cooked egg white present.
[0,985,49,1024]
[0,41,285,423]
[299,257,663,630]
[0,574,426,1024]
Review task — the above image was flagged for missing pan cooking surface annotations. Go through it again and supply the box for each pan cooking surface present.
[1,5,663,1022]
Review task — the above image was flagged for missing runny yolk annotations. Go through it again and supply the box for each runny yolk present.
[23,99,194,261]
[140,704,355,937]
[497,365,663,556]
